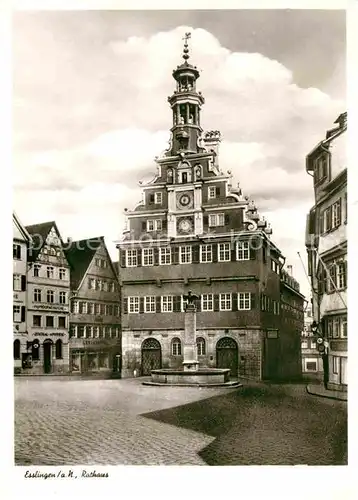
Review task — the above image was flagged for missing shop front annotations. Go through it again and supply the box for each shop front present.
[70,338,121,377]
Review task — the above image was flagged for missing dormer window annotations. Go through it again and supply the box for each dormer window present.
[314,154,328,184]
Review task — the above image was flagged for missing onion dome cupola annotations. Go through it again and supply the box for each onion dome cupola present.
[167,32,205,155]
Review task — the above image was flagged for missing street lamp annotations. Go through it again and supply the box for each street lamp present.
[310,320,329,389]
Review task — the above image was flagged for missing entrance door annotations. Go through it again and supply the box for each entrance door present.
[43,340,53,374]
[216,337,238,378]
[141,338,161,376]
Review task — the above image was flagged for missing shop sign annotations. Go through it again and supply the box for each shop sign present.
[32,304,68,312]
[83,339,114,345]
[34,332,66,337]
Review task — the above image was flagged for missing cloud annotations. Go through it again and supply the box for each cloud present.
[13,24,345,298]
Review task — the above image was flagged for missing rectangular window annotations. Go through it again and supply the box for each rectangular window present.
[88,278,96,290]
[58,316,66,328]
[129,297,140,313]
[337,261,347,290]
[200,244,212,263]
[93,326,99,338]
[156,219,162,231]
[220,293,232,311]
[95,303,101,315]
[238,292,251,310]
[47,290,54,303]
[147,220,155,231]
[160,247,171,265]
[13,244,21,260]
[154,192,163,204]
[33,264,41,277]
[344,192,347,224]
[142,248,154,266]
[144,296,156,313]
[13,305,21,322]
[114,305,119,316]
[79,302,87,314]
[33,315,41,327]
[109,282,115,293]
[208,213,225,227]
[306,361,317,371]
[59,291,66,304]
[161,296,173,313]
[180,246,192,264]
[324,206,332,233]
[46,316,54,327]
[100,304,106,315]
[328,264,337,292]
[47,266,54,279]
[202,294,214,311]
[237,241,250,261]
[332,199,341,229]
[59,268,66,280]
[87,303,94,314]
[126,249,138,267]
[311,341,316,349]
[78,326,85,338]
[301,341,308,349]
[218,243,230,262]
[13,274,22,292]
[208,186,216,199]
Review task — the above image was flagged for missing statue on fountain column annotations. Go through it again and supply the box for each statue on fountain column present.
[183,290,200,310]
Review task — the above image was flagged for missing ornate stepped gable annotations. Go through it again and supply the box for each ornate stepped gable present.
[122,33,272,242]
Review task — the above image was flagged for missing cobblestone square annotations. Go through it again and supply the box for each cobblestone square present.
[15,377,347,466]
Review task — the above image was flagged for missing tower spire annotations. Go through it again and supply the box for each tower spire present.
[182,32,191,62]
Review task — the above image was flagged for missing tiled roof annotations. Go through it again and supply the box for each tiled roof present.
[65,237,103,290]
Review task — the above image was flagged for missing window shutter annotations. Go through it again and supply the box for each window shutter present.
[232,293,238,311]
[250,240,256,260]
[326,206,332,231]
[224,214,230,225]
[141,221,146,232]
[154,248,159,266]
[192,245,200,263]
[21,275,26,291]
[137,250,142,267]
[149,194,155,204]
[319,213,325,234]
[203,215,208,228]
[216,186,220,197]
[250,293,256,310]
[123,298,128,314]
[172,247,180,265]
[231,245,236,262]
[337,198,342,225]
[156,296,161,313]
[162,219,167,231]
[139,297,145,314]
[21,306,26,322]
[212,244,218,263]
[196,299,201,312]
[214,294,220,311]
[120,250,126,268]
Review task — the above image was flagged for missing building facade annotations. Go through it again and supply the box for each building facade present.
[13,213,31,373]
[117,36,304,381]
[301,302,323,379]
[25,222,71,375]
[305,112,347,391]
[66,237,121,376]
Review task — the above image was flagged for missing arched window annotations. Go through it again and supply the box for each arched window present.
[13,339,20,360]
[32,339,40,360]
[171,337,182,356]
[196,337,206,356]
[55,339,62,359]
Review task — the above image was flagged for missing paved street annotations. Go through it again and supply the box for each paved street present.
[15,377,347,466]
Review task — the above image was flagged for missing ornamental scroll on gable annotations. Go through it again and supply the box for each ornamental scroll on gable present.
[243,198,273,235]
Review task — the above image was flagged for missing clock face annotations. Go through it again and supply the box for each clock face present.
[178,218,193,234]
[177,191,193,209]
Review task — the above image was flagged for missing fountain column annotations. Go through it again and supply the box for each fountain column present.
[182,301,199,371]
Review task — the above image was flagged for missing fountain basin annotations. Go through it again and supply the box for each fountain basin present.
[142,368,242,387]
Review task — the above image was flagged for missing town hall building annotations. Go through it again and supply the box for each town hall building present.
[117,34,304,381]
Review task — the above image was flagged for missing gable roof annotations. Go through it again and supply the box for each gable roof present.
[13,212,31,243]
[66,237,103,290]
[25,220,61,261]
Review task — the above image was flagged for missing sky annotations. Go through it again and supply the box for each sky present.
[12,9,346,300]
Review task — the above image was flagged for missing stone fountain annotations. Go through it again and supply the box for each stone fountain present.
[143,291,242,387]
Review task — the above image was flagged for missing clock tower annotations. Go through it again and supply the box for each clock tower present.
[117,33,304,384]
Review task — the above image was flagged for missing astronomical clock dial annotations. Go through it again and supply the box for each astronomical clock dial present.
[176,191,193,210]
[178,218,193,234]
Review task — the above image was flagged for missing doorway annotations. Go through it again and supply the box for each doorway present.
[216,337,238,378]
[43,340,53,374]
[141,338,161,375]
